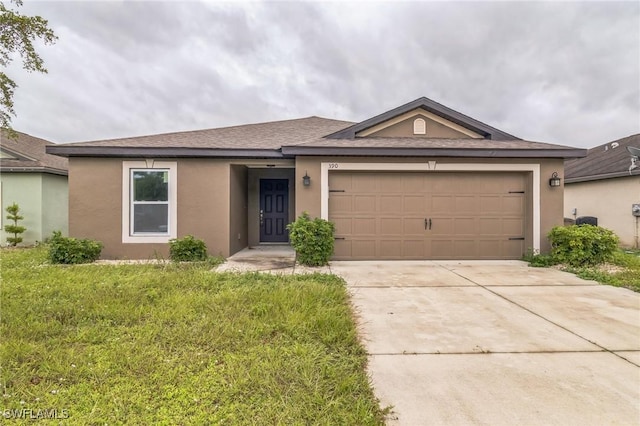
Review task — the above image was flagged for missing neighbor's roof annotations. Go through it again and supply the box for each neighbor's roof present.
[0,130,68,175]
[565,134,640,183]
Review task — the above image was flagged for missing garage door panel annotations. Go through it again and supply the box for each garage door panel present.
[353,218,376,235]
[379,240,402,257]
[432,195,454,213]
[332,218,353,235]
[380,195,403,212]
[502,218,525,235]
[329,171,528,260]
[403,218,426,235]
[328,196,352,215]
[380,218,403,235]
[403,195,427,212]
[354,195,376,212]
[455,195,476,213]
[351,240,376,257]
[503,196,525,214]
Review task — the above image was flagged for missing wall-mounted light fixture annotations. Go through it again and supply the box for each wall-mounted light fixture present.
[549,172,561,187]
[302,172,311,187]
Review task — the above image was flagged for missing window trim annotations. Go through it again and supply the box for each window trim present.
[122,161,177,243]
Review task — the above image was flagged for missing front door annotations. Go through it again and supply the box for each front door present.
[259,179,289,242]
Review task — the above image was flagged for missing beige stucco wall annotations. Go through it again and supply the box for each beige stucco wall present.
[295,156,564,255]
[367,114,472,138]
[564,176,640,248]
[69,158,231,259]
[229,165,248,255]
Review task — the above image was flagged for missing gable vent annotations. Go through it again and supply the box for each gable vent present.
[413,118,426,135]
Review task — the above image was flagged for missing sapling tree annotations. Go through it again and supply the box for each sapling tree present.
[5,202,26,246]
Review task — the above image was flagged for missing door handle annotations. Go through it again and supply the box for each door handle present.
[429,218,432,230]
[424,218,428,230]
[260,209,264,226]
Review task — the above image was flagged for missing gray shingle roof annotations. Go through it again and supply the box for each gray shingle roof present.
[565,134,640,183]
[0,130,68,175]
[61,117,354,150]
[281,137,584,158]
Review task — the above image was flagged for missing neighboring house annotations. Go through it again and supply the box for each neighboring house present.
[564,134,640,248]
[48,97,585,260]
[0,130,68,245]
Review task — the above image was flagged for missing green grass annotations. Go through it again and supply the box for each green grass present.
[564,249,640,293]
[0,247,386,424]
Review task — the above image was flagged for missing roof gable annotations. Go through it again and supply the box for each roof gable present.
[565,133,640,183]
[325,97,520,141]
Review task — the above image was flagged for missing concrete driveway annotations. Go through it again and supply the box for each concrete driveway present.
[331,260,640,426]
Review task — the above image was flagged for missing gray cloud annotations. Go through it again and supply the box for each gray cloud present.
[7,1,640,147]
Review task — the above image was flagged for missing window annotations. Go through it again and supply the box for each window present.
[122,161,177,243]
[131,170,169,234]
[413,117,426,135]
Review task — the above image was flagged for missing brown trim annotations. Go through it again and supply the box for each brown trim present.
[281,146,587,159]
[46,146,285,158]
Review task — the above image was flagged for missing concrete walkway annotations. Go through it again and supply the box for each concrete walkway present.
[331,261,640,425]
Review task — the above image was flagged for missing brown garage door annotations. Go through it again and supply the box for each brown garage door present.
[329,172,528,260]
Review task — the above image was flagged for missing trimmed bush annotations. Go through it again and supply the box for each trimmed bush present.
[287,212,335,266]
[169,235,208,262]
[5,202,26,246]
[49,231,103,264]
[548,225,619,267]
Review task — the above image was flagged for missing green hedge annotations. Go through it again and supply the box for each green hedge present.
[169,235,208,262]
[48,231,103,264]
[548,225,619,267]
[287,212,335,266]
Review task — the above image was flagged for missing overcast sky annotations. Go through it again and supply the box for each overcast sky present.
[6,0,640,148]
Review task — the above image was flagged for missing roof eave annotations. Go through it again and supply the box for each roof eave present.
[46,146,286,159]
[281,146,587,158]
[565,171,640,183]
[0,166,68,176]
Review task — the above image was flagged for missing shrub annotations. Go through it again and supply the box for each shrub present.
[548,225,619,267]
[5,202,26,246]
[49,231,103,264]
[287,212,335,266]
[169,235,208,262]
[523,249,557,267]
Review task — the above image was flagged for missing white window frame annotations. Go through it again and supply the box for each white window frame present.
[122,161,177,243]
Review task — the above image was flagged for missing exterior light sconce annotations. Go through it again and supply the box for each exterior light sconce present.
[302,172,311,187]
[549,172,561,187]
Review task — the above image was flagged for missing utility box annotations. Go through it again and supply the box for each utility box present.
[632,204,640,217]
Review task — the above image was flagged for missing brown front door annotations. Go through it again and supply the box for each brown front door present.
[329,172,527,260]
[259,179,289,242]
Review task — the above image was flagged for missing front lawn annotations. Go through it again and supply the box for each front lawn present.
[0,247,385,424]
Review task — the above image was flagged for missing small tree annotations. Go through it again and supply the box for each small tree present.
[5,202,26,246]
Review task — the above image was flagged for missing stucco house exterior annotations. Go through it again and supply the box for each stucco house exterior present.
[48,97,585,260]
[564,134,640,248]
[0,130,69,245]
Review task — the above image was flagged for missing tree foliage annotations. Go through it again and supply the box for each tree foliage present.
[0,0,56,132]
